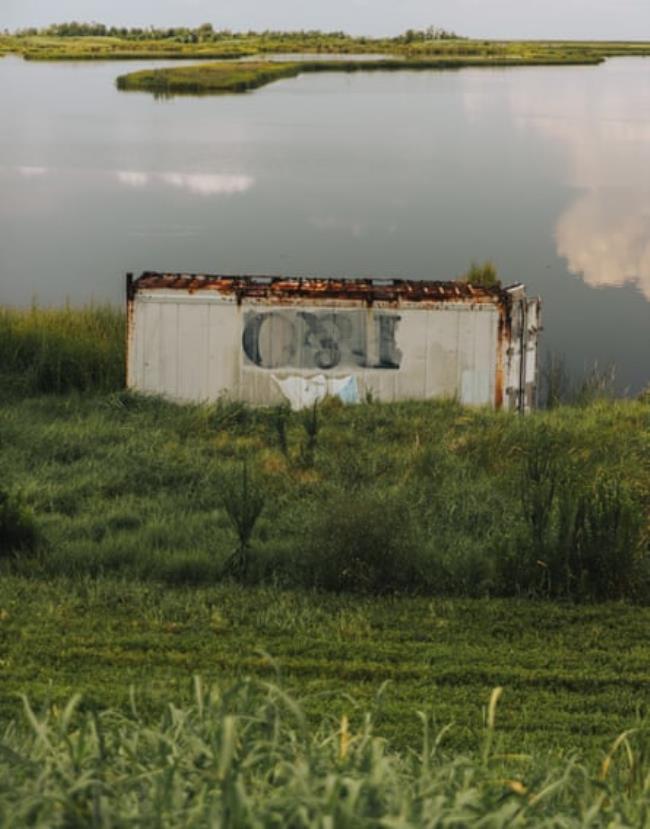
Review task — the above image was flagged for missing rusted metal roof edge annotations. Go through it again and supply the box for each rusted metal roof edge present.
[130,271,519,305]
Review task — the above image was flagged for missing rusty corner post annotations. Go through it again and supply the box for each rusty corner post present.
[125,273,134,390]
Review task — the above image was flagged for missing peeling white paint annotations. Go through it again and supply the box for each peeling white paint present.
[127,277,541,411]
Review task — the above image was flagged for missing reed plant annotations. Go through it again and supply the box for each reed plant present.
[4,677,650,826]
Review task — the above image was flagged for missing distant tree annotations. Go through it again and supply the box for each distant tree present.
[398,25,461,44]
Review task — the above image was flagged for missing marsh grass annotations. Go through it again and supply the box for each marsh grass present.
[116,60,304,95]
[115,52,613,97]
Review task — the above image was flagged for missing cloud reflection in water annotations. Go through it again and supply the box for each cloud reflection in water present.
[556,191,650,300]
[463,67,650,300]
[117,170,254,197]
[17,166,48,177]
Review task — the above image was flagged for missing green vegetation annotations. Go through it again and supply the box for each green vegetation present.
[3,673,650,827]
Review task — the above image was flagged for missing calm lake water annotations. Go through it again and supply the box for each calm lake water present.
[0,55,648,392]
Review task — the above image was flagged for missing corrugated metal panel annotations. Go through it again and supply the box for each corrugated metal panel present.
[126,273,541,411]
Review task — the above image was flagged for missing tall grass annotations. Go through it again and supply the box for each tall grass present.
[1,390,646,599]
[4,677,650,826]
[0,306,125,395]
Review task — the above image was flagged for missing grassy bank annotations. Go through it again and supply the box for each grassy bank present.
[0,306,648,601]
[4,669,650,826]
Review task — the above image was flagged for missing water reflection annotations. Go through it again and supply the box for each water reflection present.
[527,85,650,300]
[1,57,648,389]
[116,170,148,188]
[556,191,650,300]
[307,216,366,237]
[116,170,255,196]
[462,62,650,301]
[17,166,48,177]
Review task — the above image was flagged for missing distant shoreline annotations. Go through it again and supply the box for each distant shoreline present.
[2,33,650,64]
[2,34,649,96]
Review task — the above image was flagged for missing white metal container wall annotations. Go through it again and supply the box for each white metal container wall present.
[128,290,514,408]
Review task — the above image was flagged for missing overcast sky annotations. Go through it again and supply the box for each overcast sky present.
[2,0,649,40]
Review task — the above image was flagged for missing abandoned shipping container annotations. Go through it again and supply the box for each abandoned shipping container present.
[126,272,541,411]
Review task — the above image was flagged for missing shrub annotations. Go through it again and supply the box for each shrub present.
[302,487,422,593]
[458,260,500,288]
[0,486,38,556]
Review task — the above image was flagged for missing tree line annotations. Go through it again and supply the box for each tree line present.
[9,22,462,43]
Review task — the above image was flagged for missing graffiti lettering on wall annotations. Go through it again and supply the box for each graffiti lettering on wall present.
[242,310,402,370]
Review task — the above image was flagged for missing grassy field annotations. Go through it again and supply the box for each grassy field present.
[3,576,650,763]
[0,306,649,822]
